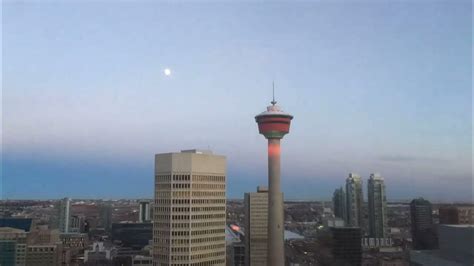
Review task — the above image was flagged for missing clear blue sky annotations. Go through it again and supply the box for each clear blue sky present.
[2,1,472,202]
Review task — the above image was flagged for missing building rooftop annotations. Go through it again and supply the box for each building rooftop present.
[180,149,213,154]
[0,227,27,234]
[0,218,33,232]
[256,104,292,118]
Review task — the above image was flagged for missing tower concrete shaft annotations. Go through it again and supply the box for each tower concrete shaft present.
[267,138,284,266]
[255,98,293,266]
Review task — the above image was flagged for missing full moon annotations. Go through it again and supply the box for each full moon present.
[164,68,171,76]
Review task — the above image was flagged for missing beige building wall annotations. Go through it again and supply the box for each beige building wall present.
[26,244,60,266]
[458,206,474,224]
[244,186,268,266]
[154,150,226,266]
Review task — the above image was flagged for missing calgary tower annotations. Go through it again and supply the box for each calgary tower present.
[255,87,293,266]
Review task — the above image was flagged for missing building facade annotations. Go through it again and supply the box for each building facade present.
[0,227,27,266]
[346,173,364,228]
[439,206,474,225]
[368,173,388,238]
[111,222,152,249]
[410,198,437,250]
[139,201,152,223]
[330,227,362,266]
[59,198,72,233]
[244,186,269,266]
[153,149,226,266]
[332,187,347,222]
[26,244,61,266]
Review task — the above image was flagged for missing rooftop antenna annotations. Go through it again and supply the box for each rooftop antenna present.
[271,81,277,105]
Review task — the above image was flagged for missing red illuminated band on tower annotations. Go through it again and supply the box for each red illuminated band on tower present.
[255,98,293,266]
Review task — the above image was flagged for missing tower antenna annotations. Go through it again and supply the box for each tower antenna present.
[271,81,277,105]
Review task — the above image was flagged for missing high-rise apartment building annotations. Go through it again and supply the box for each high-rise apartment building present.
[346,173,363,227]
[244,186,269,266]
[59,198,71,233]
[139,201,151,223]
[332,187,347,222]
[153,149,226,266]
[410,198,438,250]
[367,173,387,238]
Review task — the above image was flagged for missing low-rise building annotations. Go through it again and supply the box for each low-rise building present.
[26,244,60,266]
[132,255,153,266]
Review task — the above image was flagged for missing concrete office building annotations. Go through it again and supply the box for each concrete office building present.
[153,149,226,266]
[26,244,61,266]
[244,186,269,266]
[59,198,72,233]
[26,225,66,265]
[255,92,293,266]
[0,227,27,266]
[332,187,347,222]
[139,201,151,223]
[410,198,437,250]
[346,173,363,228]
[368,173,388,238]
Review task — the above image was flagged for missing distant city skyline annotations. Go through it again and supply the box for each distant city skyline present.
[2,1,472,202]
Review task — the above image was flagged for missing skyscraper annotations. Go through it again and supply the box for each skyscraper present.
[367,173,387,238]
[332,187,347,222]
[59,198,71,233]
[139,201,151,223]
[255,92,293,266]
[153,149,226,265]
[410,198,438,250]
[244,186,268,266]
[346,173,363,228]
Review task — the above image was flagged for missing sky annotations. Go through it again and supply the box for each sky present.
[2,0,472,202]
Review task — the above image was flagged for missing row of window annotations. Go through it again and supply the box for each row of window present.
[192,175,225,182]
[192,184,225,190]
[191,243,225,252]
[156,174,225,183]
[191,228,224,236]
[190,236,224,244]
[191,259,226,266]
[155,243,225,254]
[192,192,225,197]
[156,199,226,205]
[156,191,226,198]
[190,251,225,261]
[191,214,225,220]
[191,221,225,228]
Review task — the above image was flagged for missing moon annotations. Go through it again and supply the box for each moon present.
[164,68,171,76]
